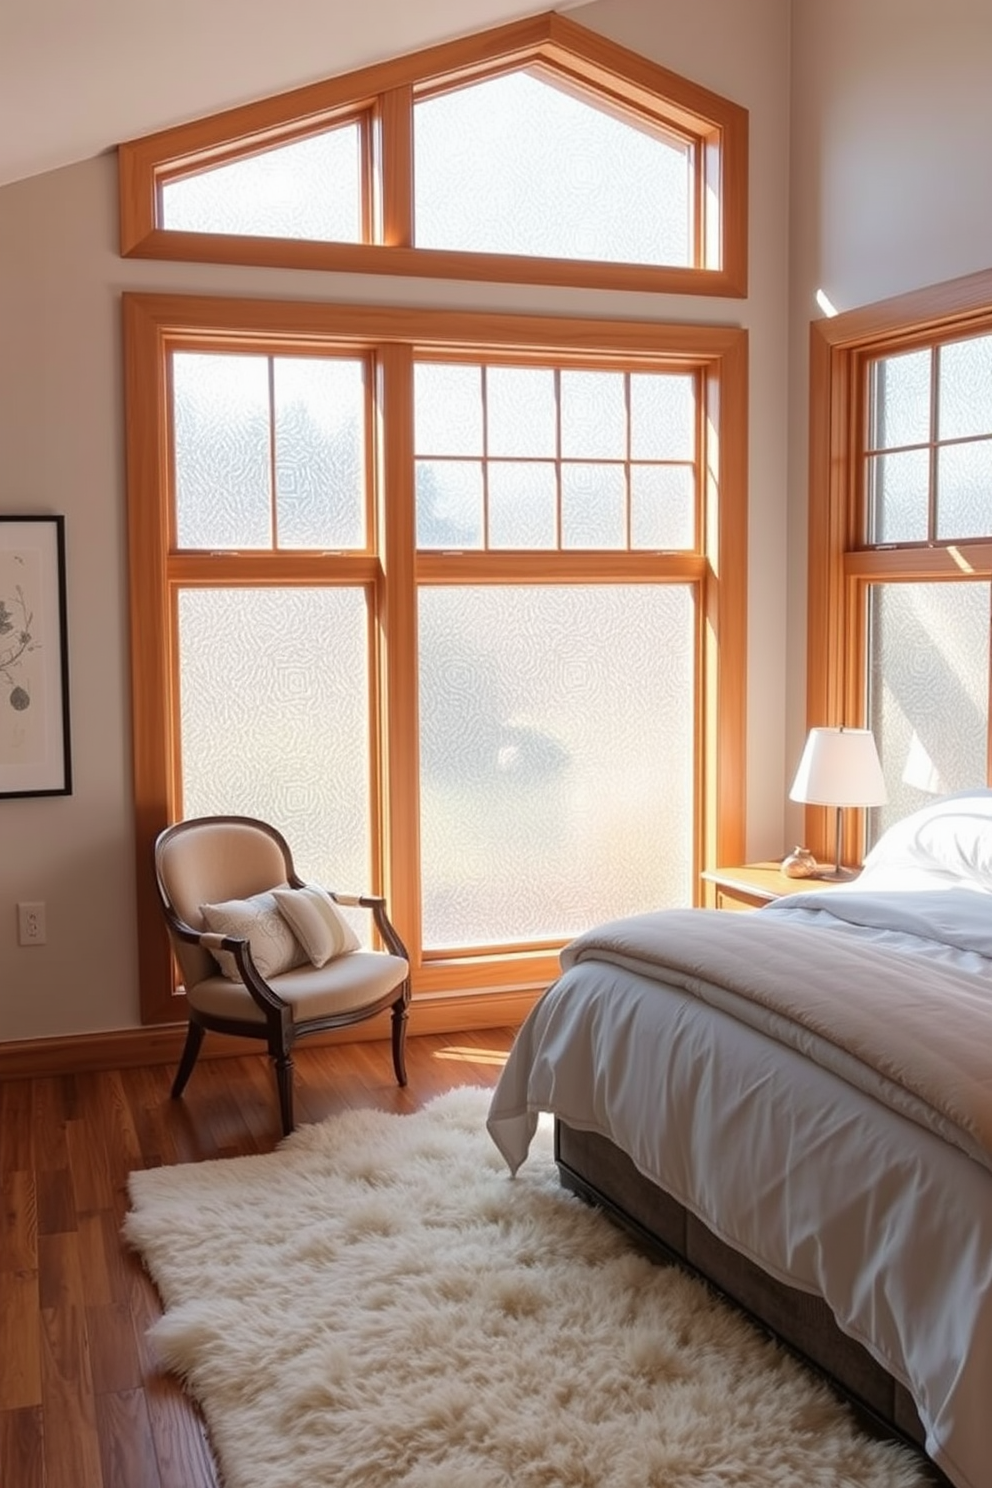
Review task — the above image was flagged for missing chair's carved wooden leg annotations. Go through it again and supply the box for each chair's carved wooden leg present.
[273,1053,295,1135]
[171,1021,205,1098]
[391,994,409,1088]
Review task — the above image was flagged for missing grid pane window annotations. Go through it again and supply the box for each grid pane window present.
[867,335,992,545]
[414,362,697,551]
[173,352,367,550]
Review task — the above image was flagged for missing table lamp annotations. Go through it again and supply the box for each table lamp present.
[789,726,887,879]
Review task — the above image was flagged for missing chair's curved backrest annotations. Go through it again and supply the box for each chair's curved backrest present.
[155,816,296,989]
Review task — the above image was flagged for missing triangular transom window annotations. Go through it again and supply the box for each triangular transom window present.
[119,13,748,297]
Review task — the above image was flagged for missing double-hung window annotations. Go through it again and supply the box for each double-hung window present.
[808,273,992,852]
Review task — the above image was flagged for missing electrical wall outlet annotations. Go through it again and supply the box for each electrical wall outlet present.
[17,901,46,946]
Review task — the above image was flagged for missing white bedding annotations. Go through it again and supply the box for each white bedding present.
[487,870,992,1488]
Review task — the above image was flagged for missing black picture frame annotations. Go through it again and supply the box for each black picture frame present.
[0,515,72,797]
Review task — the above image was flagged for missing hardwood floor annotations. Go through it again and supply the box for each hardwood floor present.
[0,1027,518,1488]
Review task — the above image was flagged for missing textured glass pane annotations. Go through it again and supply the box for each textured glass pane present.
[561,370,626,459]
[174,353,271,549]
[414,70,691,266]
[274,358,365,548]
[487,367,556,458]
[869,350,930,449]
[631,466,695,548]
[161,127,362,241]
[416,461,483,548]
[867,581,989,842]
[937,440,992,539]
[419,585,694,947]
[489,463,557,548]
[630,373,696,460]
[178,587,372,932]
[866,449,929,544]
[562,465,625,548]
[938,335,992,440]
[415,364,482,456]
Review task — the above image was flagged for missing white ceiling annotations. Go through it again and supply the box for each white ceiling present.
[0,0,558,190]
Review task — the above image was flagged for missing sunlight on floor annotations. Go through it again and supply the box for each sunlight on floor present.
[433,1044,510,1067]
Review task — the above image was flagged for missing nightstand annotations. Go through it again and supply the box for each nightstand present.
[701,861,850,911]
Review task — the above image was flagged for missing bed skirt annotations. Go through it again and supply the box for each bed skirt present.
[554,1119,951,1485]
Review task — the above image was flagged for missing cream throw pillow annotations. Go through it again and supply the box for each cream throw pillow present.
[272,884,361,968]
[200,889,307,981]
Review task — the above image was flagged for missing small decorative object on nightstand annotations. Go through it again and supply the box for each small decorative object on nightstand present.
[781,845,817,878]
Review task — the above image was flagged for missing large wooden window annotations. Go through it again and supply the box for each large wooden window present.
[808,269,992,856]
[125,296,747,1023]
[118,12,748,297]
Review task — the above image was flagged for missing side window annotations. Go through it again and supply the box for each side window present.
[809,296,992,854]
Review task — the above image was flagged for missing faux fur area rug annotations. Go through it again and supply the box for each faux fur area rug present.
[124,1087,927,1488]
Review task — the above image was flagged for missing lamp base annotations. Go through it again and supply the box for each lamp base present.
[812,864,859,882]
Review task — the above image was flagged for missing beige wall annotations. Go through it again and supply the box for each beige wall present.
[0,0,792,1042]
[785,0,992,840]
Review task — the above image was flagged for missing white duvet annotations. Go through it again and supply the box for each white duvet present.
[487,875,992,1488]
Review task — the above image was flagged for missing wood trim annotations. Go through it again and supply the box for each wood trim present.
[711,331,748,870]
[121,292,746,356]
[117,11,748,298]
[124,295,181,1022]
[377,343,422,967]
[0,988,539,1081]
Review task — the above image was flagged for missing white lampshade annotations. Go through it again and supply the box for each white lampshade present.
[789,727,887,808]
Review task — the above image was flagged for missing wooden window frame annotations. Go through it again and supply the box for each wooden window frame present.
[125,292,747,1025]
[806,266,992,862]
[118,12,748,298]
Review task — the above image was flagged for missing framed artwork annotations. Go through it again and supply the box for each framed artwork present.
[0,515,72,797]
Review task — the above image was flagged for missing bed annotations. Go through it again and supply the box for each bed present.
[487,789,992,1488]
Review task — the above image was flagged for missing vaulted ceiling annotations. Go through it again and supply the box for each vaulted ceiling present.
[0,0,557,190]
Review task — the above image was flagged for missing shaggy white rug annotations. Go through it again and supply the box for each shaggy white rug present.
[125,1087,928,1488]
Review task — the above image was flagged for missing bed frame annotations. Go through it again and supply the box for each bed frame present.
[554,1120,952,1487]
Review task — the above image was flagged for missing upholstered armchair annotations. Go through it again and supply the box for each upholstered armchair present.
[154,815,410,1136]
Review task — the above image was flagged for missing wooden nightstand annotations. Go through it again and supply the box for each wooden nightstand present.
[701,861,850,911]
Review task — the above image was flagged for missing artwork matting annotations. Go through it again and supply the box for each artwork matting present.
[0,515,72,798]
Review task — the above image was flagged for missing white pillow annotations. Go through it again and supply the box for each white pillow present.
[272,884,361,967]
[861,788,992,891]
[200,890,308,980]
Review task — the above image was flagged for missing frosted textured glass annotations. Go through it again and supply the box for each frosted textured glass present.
[416,461,483,548]
[866,449,929,543]
[274,358,365,549]
[161,127,362,242]
[867,582,989,842]
[562,465,626,548]
[414,70,691,266]
[419,585,694,947]
[415,364,482,456]
[938,335,992,440]
[630,373,696,460]
[869,350,930,450]
[937,440,992,539]
[487,367,556,458]
[178,587,372,932]
[489,463,557,548]
[631,466,695,549]
[561,370,626,459]
[174,353,271,550]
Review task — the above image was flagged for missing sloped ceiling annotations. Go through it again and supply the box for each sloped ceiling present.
[0,0,557,189]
